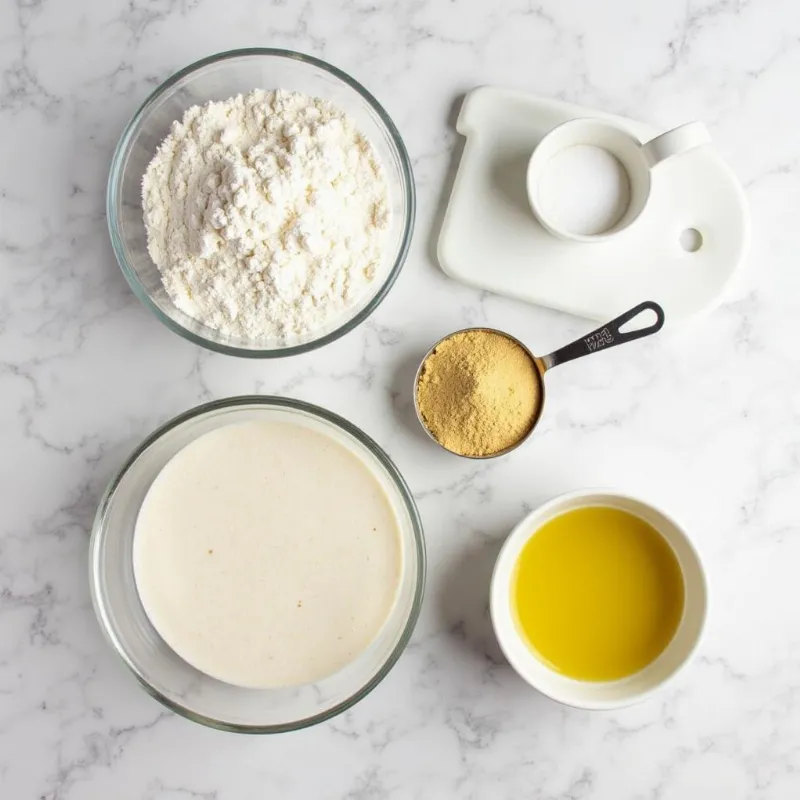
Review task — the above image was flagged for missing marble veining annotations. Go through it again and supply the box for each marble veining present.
[1,0,800,797]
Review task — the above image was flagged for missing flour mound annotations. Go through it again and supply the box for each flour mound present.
[142,89,390,340]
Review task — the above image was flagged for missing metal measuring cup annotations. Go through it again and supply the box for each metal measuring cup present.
[413,301,665,459]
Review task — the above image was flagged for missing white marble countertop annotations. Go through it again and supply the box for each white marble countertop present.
[2,0,799,797]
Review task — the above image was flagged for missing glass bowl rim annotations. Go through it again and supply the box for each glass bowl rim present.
[106,47,416,358]
[89,395,427,733]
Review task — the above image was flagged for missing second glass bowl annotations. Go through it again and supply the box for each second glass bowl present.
[107,49,415,357]
[89,396,426,733]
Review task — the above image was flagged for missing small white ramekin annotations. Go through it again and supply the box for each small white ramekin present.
[490,489,707,710]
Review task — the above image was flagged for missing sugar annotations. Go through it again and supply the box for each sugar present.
[537,144,631,236]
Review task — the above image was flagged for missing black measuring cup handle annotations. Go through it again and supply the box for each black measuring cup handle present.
[540,301,665,371]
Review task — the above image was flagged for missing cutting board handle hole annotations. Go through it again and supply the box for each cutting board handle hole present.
[680,228,703,253]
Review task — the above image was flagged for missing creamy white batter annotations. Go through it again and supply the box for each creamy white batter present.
[133,419,402,689]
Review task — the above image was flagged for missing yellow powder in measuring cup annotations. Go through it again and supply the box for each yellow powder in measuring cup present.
[416,330,541,457]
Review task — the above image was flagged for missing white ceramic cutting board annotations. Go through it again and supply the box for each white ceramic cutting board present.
[437,87,750,324]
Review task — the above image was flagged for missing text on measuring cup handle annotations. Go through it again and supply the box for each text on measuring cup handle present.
[584,328,614,352]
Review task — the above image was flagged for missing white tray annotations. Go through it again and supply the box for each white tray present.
[437,87,750,324]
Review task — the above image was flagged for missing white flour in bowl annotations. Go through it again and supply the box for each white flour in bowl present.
[142,89,390,340]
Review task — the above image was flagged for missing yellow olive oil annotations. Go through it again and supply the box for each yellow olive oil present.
[512,506,684,682]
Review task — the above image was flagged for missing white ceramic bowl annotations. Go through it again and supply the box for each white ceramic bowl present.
[490,490,707,709]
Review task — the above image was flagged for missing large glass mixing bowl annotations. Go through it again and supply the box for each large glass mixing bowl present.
[107,49,415,357]
[89,397,426,732]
